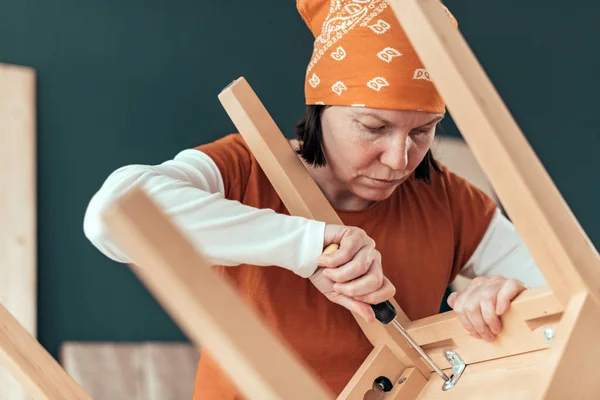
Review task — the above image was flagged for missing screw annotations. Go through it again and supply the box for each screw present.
[543,327,555,344]
[398,377,407,384]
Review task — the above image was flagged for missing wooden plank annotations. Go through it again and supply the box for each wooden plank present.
[416,349,549,399]
[217,76,432,378]
[101,188,334,400]
[0,62,37,400]
[388,368,427,400]
[61,342,143,400]
[338,345,409,400]
[0,304,92,400]
[143,342,199,400]
[60,342,200,400]
[387,0,600,306]
[537,292,600,399]
[402,286,561,368]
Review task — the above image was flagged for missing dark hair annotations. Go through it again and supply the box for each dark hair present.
[294,105,443,184]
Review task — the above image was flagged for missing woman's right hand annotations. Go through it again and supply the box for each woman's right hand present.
[308,224,396,322]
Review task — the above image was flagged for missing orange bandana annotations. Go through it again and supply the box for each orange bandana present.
[297,0,457,113]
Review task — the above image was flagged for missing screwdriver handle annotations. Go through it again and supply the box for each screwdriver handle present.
[322,244,397,324]
[371,301,396,324]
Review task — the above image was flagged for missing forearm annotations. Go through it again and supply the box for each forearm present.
[83,150,324,278]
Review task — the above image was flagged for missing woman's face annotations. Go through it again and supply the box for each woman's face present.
[320,106,443,203]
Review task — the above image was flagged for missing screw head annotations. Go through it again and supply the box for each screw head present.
[543,327,555,344]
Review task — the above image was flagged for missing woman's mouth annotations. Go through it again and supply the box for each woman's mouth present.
[365,176,405,186]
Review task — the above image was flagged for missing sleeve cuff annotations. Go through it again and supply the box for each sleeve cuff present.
[294,219,326,278]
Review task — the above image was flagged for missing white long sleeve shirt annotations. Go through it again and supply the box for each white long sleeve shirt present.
[83,148,547,287]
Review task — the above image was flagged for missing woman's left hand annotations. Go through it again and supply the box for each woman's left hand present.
[447,275,528,342]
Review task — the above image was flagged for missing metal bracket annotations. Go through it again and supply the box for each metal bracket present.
[442,349,465,391]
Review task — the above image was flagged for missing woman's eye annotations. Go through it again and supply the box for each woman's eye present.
[412,127,433,136]
[364,124,386,132]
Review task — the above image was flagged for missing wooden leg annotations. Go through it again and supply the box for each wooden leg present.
[338,345,415,400]
[0,304,92,400]
[102,188,334,400]
[537,293,600,399]
[0,62,37,400]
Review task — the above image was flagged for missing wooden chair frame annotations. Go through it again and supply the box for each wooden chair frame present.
[2,0,599,399]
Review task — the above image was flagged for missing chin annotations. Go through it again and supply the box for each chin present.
[353,185,398,202]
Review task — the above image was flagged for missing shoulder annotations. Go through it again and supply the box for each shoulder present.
[194,133,252,165]
[193,133,256,200]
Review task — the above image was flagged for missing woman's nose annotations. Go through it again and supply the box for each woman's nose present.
[379,136,409,171]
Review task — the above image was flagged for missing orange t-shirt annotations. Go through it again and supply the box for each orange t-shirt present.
[191,133,496,399]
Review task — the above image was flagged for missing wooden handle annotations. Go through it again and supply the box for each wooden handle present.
[322,243,339,255]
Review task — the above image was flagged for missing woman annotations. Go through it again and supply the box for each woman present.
[83,0,545,398]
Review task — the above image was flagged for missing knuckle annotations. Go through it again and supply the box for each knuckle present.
[480,290,496,302]
[351,227,367,237]
[506,278,520,288]
[471,277,486,286]
[465,303,479,314]
[359,259,371,274]
[346,234,359,248]
[373,249,382,263]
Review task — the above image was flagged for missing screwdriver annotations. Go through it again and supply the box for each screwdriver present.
[322,244,451,383]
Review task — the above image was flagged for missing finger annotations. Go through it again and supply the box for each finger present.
[328,292,375,322]
[318,233,369,269]
[333,266,383,297]
[464,299,495,342]
[447,291,461,309]
[495,279,526,315]
[455,309,480,339]
[452,287,481,339]
[322,247,376,283]
[354,277,396,305]
[452,280,479,313]
[480,294,502,335]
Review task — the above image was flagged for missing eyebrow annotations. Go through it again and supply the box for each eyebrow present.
[353,111,445,127]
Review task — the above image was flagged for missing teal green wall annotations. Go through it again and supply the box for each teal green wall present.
[0,1,597,358]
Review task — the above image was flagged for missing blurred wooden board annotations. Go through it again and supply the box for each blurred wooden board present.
[0,62,37,400]
[60,342,200,400]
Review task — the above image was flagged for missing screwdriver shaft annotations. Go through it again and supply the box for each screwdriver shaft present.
[391,319,450,382]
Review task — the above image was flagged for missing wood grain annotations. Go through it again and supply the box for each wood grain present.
[0,62,37,400]
[102,188,334,400]
[388,0,600,306]
[61,342,200,400]
[0,304,92,400]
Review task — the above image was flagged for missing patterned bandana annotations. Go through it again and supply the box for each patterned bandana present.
[297,0,457,113]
